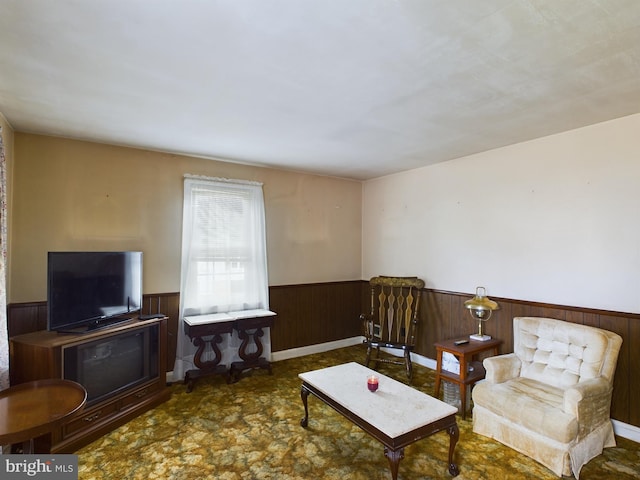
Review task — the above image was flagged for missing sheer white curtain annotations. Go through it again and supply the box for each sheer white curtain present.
[0,127,8,391]
[173,175,269,379]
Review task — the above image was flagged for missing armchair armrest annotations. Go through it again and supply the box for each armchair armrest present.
[563,378,613,427]
[483,353,521,384]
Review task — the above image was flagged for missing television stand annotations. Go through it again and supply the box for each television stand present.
[9,317,170,453]
[56,316,134,334]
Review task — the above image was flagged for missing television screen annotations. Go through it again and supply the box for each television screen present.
[63,324,158,405]
[47,251,143,332]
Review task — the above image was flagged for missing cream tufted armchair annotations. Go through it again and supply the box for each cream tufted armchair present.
[472,317,622,478]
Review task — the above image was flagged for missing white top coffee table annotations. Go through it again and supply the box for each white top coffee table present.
[299,362,460,479]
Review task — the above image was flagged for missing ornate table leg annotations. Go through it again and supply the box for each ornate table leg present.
[384,447,404,480]
[447,422,460,476]
[193,334,224,369]
[230,316,274,382]
[239,328,264,361]
[183,333,229,392]
[300,385,310,427]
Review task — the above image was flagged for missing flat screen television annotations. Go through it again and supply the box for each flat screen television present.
[47,251,143,333]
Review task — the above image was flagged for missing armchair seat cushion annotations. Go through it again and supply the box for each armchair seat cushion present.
[473,377,577,443]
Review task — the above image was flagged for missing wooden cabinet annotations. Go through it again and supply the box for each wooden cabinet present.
[9,318,171,453]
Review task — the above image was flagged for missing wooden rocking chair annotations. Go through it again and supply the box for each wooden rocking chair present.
[361,276,425,382]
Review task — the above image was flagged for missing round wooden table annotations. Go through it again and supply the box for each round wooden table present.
[0,379,87,453]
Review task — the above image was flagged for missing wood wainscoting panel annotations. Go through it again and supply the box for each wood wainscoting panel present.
[140,292,180,372]
[269,281,362,352]
[630,317,640,427]
[8,283,639,428]
[599,313,631,424]
[7,302,48,337]
[268,284,312,351]
[417,290,452,358]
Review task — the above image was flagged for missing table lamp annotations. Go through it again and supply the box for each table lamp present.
[464,286,498,341]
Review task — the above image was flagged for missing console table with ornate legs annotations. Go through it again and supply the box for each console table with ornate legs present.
[183,310,276,391]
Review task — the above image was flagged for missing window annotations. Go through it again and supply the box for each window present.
[179,176,269,316]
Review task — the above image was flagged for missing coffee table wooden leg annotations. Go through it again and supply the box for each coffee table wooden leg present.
[300,385,310,427]
[447,423,460,476]
[384,447,404,480]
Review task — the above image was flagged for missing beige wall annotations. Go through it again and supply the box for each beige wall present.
[16,113,639,312]
[363,113,640,314]
[10,134,362,303]
[0,113,14,301]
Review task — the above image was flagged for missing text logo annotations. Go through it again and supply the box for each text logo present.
[1,455,78,479]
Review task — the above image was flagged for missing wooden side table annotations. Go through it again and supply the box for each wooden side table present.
[0,379,87,453]
[434,337,501,420]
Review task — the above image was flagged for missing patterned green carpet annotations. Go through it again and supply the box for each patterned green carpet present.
[77,345,640,479]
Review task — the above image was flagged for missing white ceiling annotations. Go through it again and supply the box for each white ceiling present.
[1,1,639,180]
